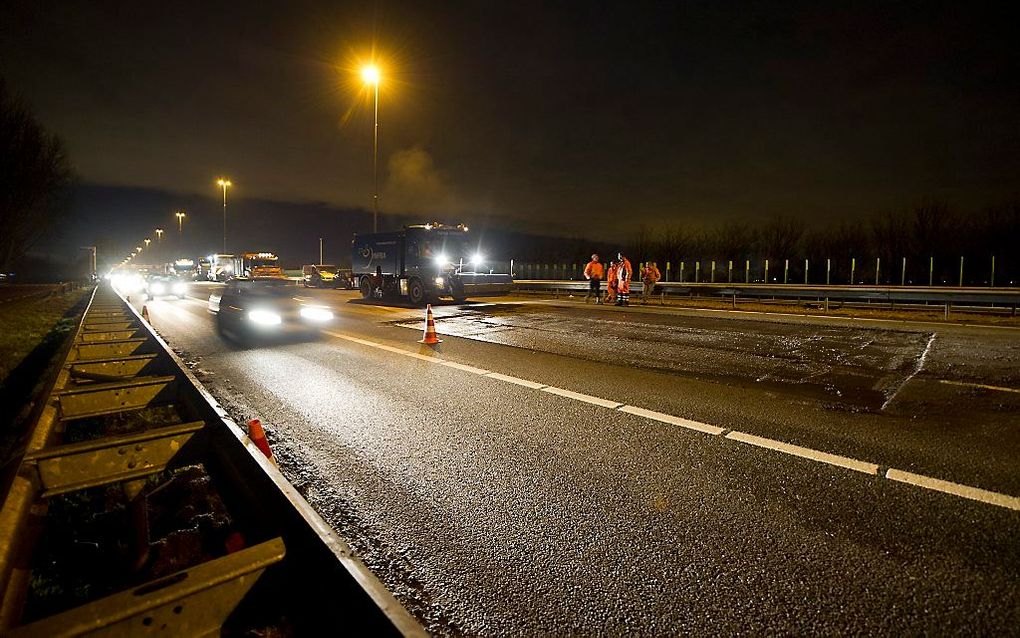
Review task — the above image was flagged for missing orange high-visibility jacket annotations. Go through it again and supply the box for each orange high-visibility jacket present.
[606,264,619,290]
[584,260,605,280]
[618,258,633,293]
[643,265,661,283]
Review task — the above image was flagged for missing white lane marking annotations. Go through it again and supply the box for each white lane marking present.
[886,469,1020,511]
[882,332,937,410]
[541,386,623,409]
[939,379,1020,394]
[618,405,725,435]
[725,430,880,475]
[321,328,1020,511]
[440,360,490,375]
[485,372,547,390]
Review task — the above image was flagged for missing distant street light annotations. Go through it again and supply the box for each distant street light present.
[144,238,151,248]
[175,210,186,252]
[155,228,164,261]
[361,64,381,232]
[217,178,231,252]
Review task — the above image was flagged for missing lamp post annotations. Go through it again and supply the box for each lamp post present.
[319,237,323,264]
[216,178,231,252]
[361,65,380,232]
[175,210,186,252]
[155,228,164,262]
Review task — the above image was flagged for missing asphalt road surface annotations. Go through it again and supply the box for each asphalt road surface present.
[127,282,1020,635]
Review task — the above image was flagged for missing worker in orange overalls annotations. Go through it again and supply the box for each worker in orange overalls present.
[583,253,605,304]
[616,252,633,306]
[604,259,619,304]
[641,261,661,303]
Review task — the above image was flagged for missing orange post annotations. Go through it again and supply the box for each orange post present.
[419,304,442,344]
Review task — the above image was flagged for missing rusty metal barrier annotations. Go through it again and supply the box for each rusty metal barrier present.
[0,283,425,636]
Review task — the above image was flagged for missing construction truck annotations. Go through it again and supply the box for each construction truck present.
[233,252,285,279]
[170,257,199,280]
[351,223,512,305]
[207,254,235,281]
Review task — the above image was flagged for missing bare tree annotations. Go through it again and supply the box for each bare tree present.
[756,214,805,260]
[0,79,75,272]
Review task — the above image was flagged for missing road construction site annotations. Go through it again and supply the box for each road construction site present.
[96,281,1020,635]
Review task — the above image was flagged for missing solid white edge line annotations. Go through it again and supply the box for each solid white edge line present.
[725,430,880,475]
[886,469,1020,511]
[485,372,547,390]
[618,405,725,435]
[541,386,623,409]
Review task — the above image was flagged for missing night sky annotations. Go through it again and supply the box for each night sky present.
[2,1,1018,263]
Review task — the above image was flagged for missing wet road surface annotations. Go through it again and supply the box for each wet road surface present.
[128,283,1020,635]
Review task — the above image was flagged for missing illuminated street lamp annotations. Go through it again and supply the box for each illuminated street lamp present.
[361,64,380,232]
[155,228,164,261]
[175,210,186,250]
[144,238,151,249]
[217,178,231,252]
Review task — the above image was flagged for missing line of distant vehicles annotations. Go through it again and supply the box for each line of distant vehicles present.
[112,223,514,306]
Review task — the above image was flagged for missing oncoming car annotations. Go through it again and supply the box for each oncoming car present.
[146,275,188,299]
[207,277,334,342]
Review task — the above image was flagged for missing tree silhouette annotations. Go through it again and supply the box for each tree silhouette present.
[0,79,75,272]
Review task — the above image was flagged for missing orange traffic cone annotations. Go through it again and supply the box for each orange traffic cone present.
[247,419,276,464]
[141,305,149,323]
[419,304,442,344]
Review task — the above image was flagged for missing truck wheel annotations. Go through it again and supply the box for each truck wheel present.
[408,278,426,306]
[359,276,373,299]
[452,295,467,303]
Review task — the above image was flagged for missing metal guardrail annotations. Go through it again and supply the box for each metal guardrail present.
[0,282,424,636]
[512,280,1020,310]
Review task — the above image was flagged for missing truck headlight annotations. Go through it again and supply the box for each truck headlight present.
[172,282,186,294]
[434,276,445,286]
[471,252,484,265]
[248,310,282,326]
[300,306,333,322]
[434,254,448,266]
[151,283,166,295]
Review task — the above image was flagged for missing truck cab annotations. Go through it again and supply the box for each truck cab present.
[352,224,512,305]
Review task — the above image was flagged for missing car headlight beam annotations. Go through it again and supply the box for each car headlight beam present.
[248,309,282,326]
[300,306,333,322]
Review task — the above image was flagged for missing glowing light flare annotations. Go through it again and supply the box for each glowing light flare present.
[361,65,381,85]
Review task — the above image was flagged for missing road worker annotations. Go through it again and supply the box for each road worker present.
[616,252,633,306]
[583,253,605,304]
[641,261,661,303]
[605,259,619,304]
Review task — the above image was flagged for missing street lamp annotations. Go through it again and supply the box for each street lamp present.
[175,210,186,252]
[155,228,164,262]
[361,64,380,232]
[217,178,231,253]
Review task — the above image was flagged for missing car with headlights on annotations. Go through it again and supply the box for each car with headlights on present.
[207,277,334,342]
[145,275,188,299]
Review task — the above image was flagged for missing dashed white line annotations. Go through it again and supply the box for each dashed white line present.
[541,386,623,409]
[618,405,725,435]
[321,328,1019,511]
[485,372,547,389]
[886,469,1020,511]
[725,431,880,475]
[439,360,490,375]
